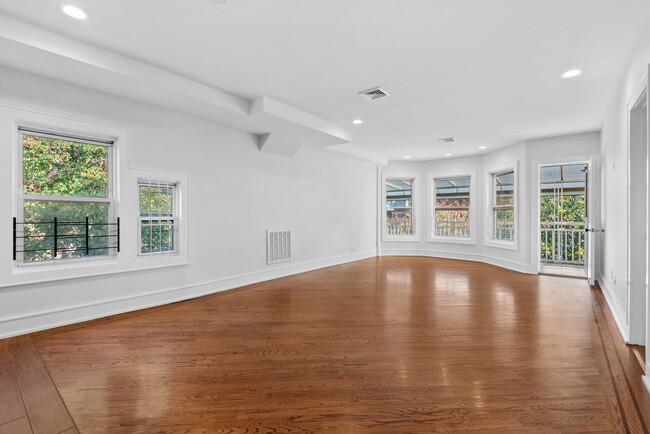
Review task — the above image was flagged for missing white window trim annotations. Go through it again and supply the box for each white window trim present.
[429,169,476,245]
[485,161,519,250]
[3,105,190,289]
[382,175,419,242]
[137,178,179,256]
[15,124,118,268]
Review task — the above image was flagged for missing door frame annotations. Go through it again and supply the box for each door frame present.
[627,72,648,346]
[531,155,600,279]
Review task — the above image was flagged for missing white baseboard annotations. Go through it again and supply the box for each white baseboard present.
[597,272,630,343]
[379,249,537,275]
[0,249,377,339]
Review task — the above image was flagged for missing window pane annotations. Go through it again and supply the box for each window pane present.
[493,208,514,241]
[23,201,110,262]
[140,185,174,217]
[435,210,469,237]
[23,134,109,198]
[435,177,470,207]
[386,209,413,235]
[386,180,412,207]
[495,171,514,206]
[141,221,175,253]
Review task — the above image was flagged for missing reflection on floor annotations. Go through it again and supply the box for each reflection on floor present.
[540,263,587,278]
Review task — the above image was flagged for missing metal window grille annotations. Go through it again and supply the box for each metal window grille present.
[138,179,178,255]
[434,177,470,237]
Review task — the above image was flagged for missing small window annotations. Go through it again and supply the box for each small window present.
[18,129,115,263]
[492,170,515,241]
[434,177,470,237]
[386,179,414,235]
[138,180,177,255]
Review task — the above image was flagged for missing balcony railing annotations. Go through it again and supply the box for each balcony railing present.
[540,221,585,265]
[387,219,413,236]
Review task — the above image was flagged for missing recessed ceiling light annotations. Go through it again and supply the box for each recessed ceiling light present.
[445,153,452,157]
[404,156,411,159]
[561,69,582,79]
[59,4,89,19]
[353,119,363,125]
[479,146,487,149]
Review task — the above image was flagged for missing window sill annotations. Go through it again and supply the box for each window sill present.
[382,235,419,242]
[484,239,518,250]
[428,236,476,245]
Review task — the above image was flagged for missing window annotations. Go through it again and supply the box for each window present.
[492,170,515,241]
[138,180,177,255]
[434,177,470,237]
[18,129,114,263]
[385,179,414,236]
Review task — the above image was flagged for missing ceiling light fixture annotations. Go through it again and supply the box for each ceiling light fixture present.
[404,156,411,159]
[59,4,90,19]
[479,146,487,150]
[561,69,582,79]
[445,153,452,157]
[353,119,363,125]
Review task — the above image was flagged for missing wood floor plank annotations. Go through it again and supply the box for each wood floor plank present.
[0,417,33,434]
[15,367,74,434]
[6,336,44,374]
[0,359,27,425]
[16,257,650,432]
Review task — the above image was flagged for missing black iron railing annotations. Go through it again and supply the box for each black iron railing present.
[13,217,120,261]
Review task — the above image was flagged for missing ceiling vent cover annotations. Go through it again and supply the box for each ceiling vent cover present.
[437,137,456,143]
[359,87,390,101]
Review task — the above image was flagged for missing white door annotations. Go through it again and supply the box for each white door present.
[585,156,599,286]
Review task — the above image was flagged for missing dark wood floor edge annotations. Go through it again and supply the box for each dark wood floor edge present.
[591,298,632,433]
[591,283,649,433]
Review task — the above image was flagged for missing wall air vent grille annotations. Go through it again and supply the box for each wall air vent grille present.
[358,87,390,101]
[267,229,292,264]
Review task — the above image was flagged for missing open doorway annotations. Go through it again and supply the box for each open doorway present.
[539,163,589,278]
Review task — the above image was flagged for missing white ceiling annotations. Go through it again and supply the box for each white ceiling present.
[1,0,649,161]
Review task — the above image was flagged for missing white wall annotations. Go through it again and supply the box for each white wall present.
[380,132,600,273]
[0,66,379,338]
[599,16,650,355]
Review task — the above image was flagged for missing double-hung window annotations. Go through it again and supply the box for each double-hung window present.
[491,170,515,241]
[18,129,114,263]
[385,179,414,236]
[138,180,177,255]
[434,177,470,238]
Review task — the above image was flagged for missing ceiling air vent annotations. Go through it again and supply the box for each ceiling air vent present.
[358,87,390,101]
[437,137,456,143]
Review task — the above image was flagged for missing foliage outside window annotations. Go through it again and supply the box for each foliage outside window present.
[539,164,587,265]
[386,179,414,236]
[19,131,113,263]
[139,180,177,255]
[434,177,470,237]
[492,170,514,241]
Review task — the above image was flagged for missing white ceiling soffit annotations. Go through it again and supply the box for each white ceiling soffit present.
[0,13,376,161]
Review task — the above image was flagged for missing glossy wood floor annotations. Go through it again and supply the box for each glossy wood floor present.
[2,257,650,433]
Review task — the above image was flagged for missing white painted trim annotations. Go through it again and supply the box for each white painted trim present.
[597,272,630,343]
[643,375,650,395]
[485,161,519,250]
[0,249,378,339]
[379,249,536,274]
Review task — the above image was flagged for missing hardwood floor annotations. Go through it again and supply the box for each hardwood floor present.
[2,257,650,433]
